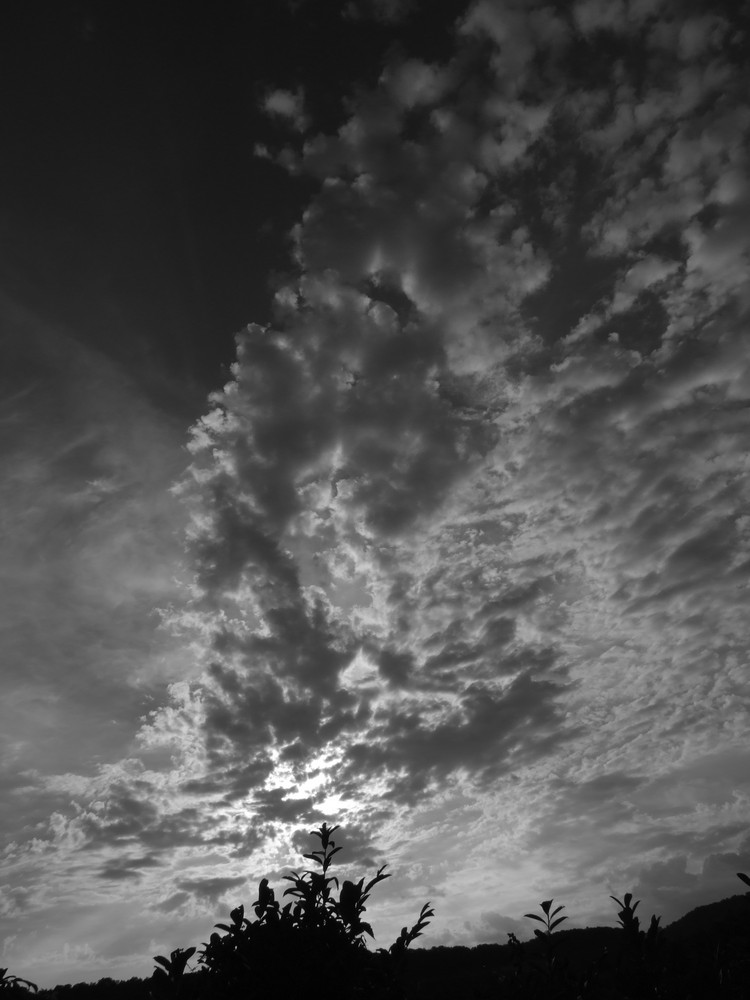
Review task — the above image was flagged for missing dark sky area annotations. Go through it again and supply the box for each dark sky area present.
[0,1,467,405]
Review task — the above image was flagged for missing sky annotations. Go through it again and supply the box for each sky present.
[2,0,750,989]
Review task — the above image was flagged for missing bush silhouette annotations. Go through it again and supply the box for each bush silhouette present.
[152,823,433,999]
[489,873,750,999]
[7,848,745,998]
[0,969,37,995]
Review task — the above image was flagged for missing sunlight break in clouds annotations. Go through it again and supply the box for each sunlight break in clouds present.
[4,1,750,986]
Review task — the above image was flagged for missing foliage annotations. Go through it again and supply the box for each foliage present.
[524,897,569,937]
[490,871,750,1000]
[0,969,37,995]
[152,822,433,999]
[14,846,750,999]
[150,949,196,998]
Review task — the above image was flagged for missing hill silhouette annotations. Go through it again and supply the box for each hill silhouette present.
[661,891,750,943]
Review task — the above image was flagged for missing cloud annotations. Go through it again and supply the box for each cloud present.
[98,856,163,881]
[471,909,529,945]
[263,88,309,132]
[630,830,750,925]
[167,0,750,915]
[342,0,421,24]
[381,59,451,109]
[0,297,193,856]
[291,822,381,870]
[154,892,190,913]
[176,875,247,905]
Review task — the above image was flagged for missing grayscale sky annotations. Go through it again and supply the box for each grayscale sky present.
[2,0,749,988]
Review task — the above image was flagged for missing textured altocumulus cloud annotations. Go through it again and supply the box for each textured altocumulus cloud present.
[4,0,750,986]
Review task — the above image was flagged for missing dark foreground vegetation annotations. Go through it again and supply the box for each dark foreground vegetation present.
[5,826,750,999]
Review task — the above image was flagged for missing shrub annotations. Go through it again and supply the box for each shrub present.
[0,969,37,995]
[153,823,433,999]
[150,949,196,999]
[491,872,750,999]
